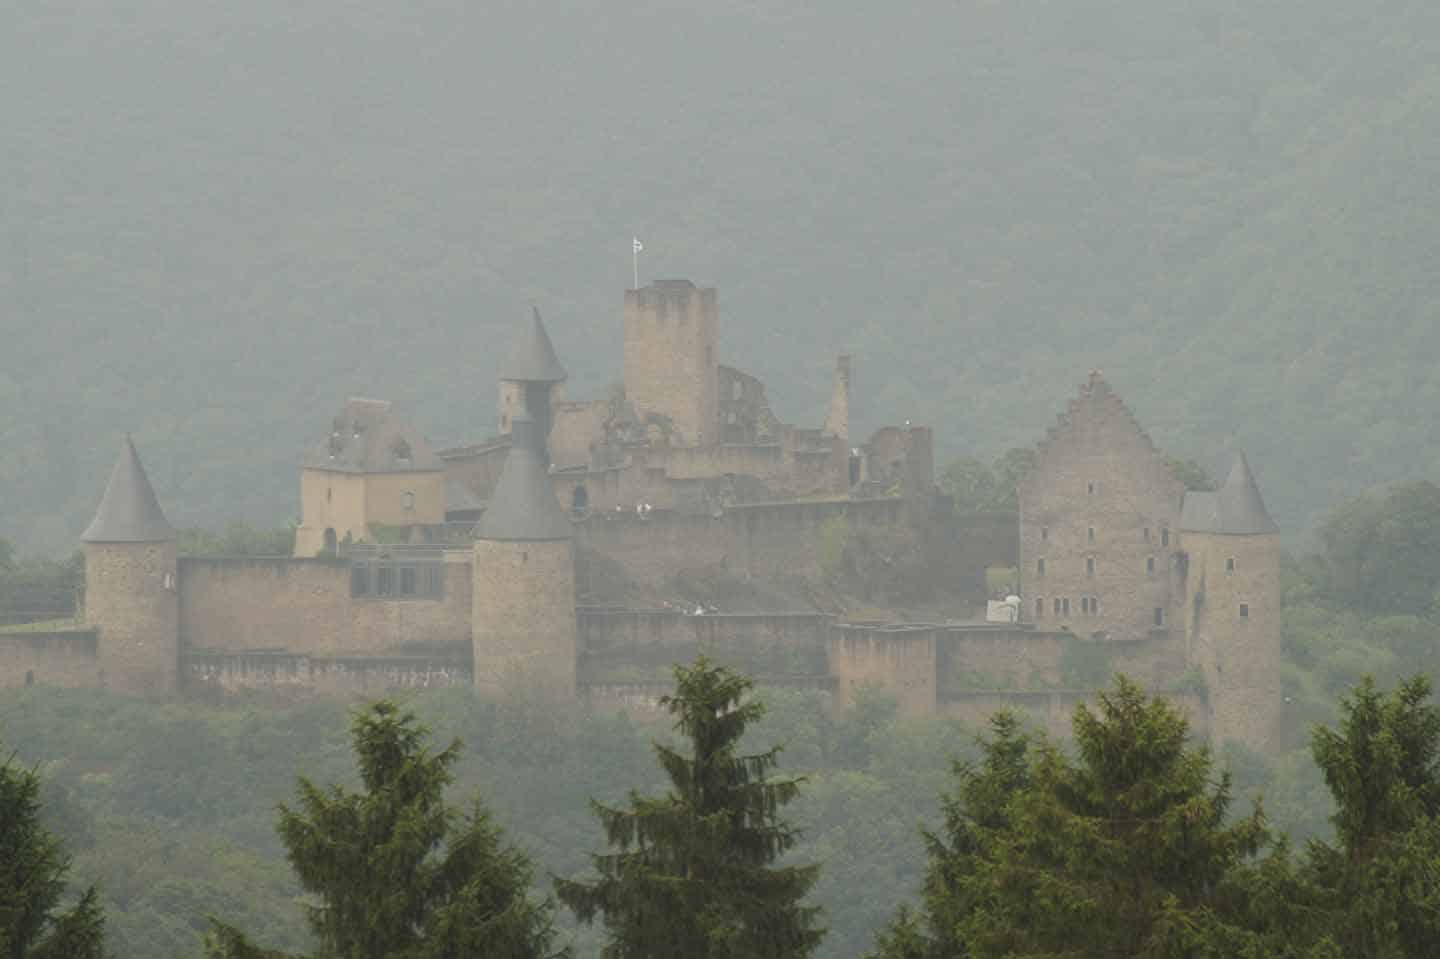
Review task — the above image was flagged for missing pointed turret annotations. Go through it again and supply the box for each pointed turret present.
[499,307,567,384]
[476,414,572,541]
[1180,451,1279,535]
[82,437,175,543]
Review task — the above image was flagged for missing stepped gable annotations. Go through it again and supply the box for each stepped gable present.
[499,307,567,383]
[82,436,175,543]
[1031,370,1158,459]
[1180,451,1279,535]
[302,397,442,473]
[475,413,573,541]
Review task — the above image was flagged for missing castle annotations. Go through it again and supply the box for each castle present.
[0,281,1282,750]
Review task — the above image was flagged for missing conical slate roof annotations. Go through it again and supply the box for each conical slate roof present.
[1180,451,1279,535]
[475,414,573,541]
[82,437,175,543]
[498,308,567,383]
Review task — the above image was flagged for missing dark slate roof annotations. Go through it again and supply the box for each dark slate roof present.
[82,437,176,543]
[499,308,567,383]
[1180,451,1279,535]
[475,414,573,541]
[301,398,443,474]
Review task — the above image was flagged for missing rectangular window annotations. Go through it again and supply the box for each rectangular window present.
[1088,527,1095,543]
[1086,557,1096,577]
[1041,526,1049,541]
[424,565,444,597]
[1037,558,1046,577]
[1161,528,1170,547]
[376,566,395,596]
[1093,597,1100,616]
[1154,607,1165,627]
[1226,557,1236,573]
[1054,598,1062,616]
[1240,603,1250,618]
[1146,556,1156,576]
[399,566,417,596]
[1062,598,1071,616]
[1036,598,1044,618]
[350,564,370,597]
[1143,527,1151,542]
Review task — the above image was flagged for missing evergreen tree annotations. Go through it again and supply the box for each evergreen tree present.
[555,657,824,959]
[0,750,105,959]
[958,678,1273,958]
[1306,675,1440,958]
[868,711,1033,959]
[207,700,560,959]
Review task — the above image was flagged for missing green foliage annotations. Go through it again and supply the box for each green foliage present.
[1318,481,1440,616]
[1305,676,1440,958]
[1164,455,1218,492]
[215,700,562,959]
[556,658,824,959]
[0,547,82,627]
[939,449,1034,515]
[176,522,296,557]
[0,749,105,958]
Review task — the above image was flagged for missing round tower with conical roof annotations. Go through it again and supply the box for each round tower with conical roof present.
[471,413,577,698]
[1178,451,1281,751]
[81,437,180,694]
[497,307,568,458]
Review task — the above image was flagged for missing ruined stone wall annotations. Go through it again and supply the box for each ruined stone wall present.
[178,555,472,655]
[549,399,609,471]
[829,627,936,718]
[623,282,719,447]
[1019,376,1185,643]
[84,542,179,694]
[471,538,577,697]
[717,365,779,444]
[578,609,832,680]
[1182,530,1281,751]
[185,649,471,696]
[0,631,101,689]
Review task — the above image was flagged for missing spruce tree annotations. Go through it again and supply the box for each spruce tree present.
[957,677,1272,958]
[0,750,105,959]
[867,712,1033,959]
[207,700,560,959]
[555,657,824,959]
[1306,675,1440,958]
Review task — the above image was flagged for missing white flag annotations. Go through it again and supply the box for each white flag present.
[633,237,643,253]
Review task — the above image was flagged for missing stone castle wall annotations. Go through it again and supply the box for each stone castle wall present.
[623,282,719,446]
[1019,378,1186,643]
[177,555,472,655]
[84,542,179,694]
[472,538,577,697]
[0,630,100,689]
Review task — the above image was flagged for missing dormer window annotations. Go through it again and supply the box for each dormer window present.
[392,437,413,465]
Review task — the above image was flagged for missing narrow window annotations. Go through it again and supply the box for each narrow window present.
[1087,526,1095,543]
[1153,607,1165,627]
[351,564,370,596]
[1093,597,1101,616]
[1054,598,1062,616]
[1036,598,1044,618]
[1226,557,1236,573]
[1161,528,1170,547]
[1037,558,1046,577]
[425,565,444,597]
[1240,603,1250,619]
[1041,526,1049,542]
[1062,598,1071,616]
[1146,556,1156,576]
[1086,557,1096,577]
[376,566,395,596]
[399,566,417,596]
[1143,527,1151,542]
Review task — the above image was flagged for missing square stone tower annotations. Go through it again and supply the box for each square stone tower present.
[623,279,719,447]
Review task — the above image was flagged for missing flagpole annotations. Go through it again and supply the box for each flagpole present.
[632,237,640,290]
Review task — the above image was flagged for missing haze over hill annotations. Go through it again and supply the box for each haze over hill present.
[4,0,1440,552]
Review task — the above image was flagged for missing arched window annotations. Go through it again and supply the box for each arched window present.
[573,486,589,511]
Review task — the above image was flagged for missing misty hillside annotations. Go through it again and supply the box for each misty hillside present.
[4,0,1440,551]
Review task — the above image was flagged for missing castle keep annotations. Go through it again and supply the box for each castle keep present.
[0,282,1282,750]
